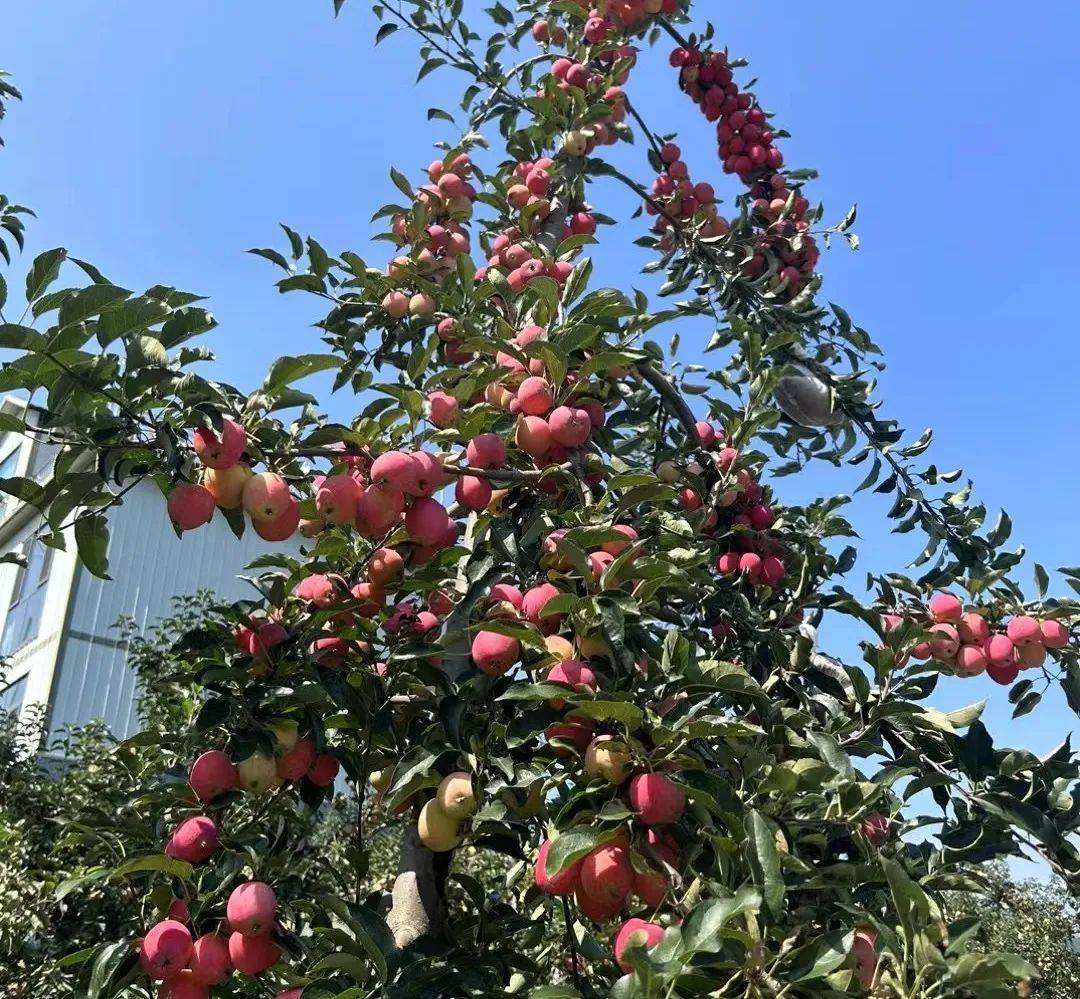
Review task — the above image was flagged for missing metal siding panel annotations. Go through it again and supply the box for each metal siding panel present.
[50,481,300,737]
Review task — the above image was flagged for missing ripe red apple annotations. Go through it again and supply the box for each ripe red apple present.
[928,592,963,623]
[613,918,664,973]
[987,660,1020,685]
[187,933,231,986]
[1006,615,1042,646]
[355,484,404,538]
[167,483,216,532]
[515,415,553,458]
[954,644,987,677]
[410,451,445,497]
[139,919,194,980]
[574,883,622,923]
[517,376,554,416]
[851,927,878,990]
[227,882,277,937]
[471,630,521,676]
[189,750,236,802]
[629,772,686,826]
[601,524,639,556]
[428,390,459,428]
[165,815,219,864]
[307,753,340,787]
[548,406,591,447]
[350,581,385,618]
[242,473,292,522]
[545,717,595,757]
[157,971,209,999]
[534,838,582,895]
[466,433,507,469]
[546,660,598,708]
[315,473,361,525]
[455,474,492,511]
[957,612,990,645]
[276,738,317,782]
[405,497,451,546]
[228,932,280,977]
[488,582,523,610]
[252,496,300,541]
[521,582,564,631]
[193,417,246,470]
[580,843,632,908]
[634,830,678,907]
[293,573,340,607]
[928,623,960,661]
[371,450,420,494]
[1040,618,1069,649]
[984,633,1015,666]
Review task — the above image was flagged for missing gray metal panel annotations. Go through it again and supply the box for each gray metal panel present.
[49,480,301,737]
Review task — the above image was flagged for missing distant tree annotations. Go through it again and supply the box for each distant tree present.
[945,864,1080,998]
[0,595,357,998]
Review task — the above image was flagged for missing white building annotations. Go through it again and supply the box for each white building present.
[0,396,300,738]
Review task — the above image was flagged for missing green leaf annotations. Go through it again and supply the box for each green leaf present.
[545,827,611,879]
[88,940,133,999]
[315,896,393,982]
[75,513,111,579]
[565,698,643,728]
[681,887,761,953]
[746,810,784,919]
[949,951,1039,986]
[57,283,130,329]
[112,853,193,879]
[25,247,67,303]
[783,928,854,982]
[263,353,342,391]
[96,297,171,346]
[806,731,857,781]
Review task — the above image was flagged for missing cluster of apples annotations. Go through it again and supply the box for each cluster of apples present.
[381,153,478,318]
[166,418,302,543]
[533,769,685,964]
[533,0,681,49]
[885,592,1072,686]
[475,223,578,293]
[668,45,818,294]
[646,141,731,251]
[136,748,339,995]
[427,324,613,481]
[656,423,786,589]
[414,771,477,852]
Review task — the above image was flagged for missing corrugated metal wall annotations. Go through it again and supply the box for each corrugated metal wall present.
[48,480,301,738]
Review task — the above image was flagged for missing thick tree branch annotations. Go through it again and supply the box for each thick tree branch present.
[386,826,447,948]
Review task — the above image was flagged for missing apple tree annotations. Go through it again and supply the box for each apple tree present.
[1,2,1079,997]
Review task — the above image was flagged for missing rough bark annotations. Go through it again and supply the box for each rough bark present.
[386,826,449,948]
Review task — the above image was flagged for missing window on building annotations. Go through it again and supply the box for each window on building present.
[0,446,20,521]
[0,673,27,713]
[1,538,54,656]
[28,440,57,483]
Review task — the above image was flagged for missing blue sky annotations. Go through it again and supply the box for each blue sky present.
[4,1,1079,759]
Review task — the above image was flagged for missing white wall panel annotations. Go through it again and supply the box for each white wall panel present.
[48,480,301,737]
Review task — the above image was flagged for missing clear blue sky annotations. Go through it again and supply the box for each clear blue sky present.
[4,1,1079,757]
